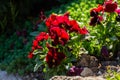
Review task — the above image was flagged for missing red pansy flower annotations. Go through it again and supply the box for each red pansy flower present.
[46,47,66,68]
[49,26,61,39]
[97,4,104,12]
[36,32,49,41]
[59,28,69,45]
[45,12,70,30]
[45,14,57,27]
[89,16,103,26]
[56,15,70,29]
[69,20,80,32]
[104,1,117,13]
[49,27,69,45]
[33,40,39,47]
[79,27,88,35]
[32,40,42,50]
[90,8,99,17]
[90,5,103,17]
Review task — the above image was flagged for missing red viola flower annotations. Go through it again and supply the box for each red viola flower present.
[97,4,104,12]
[49,27,69,45]
[49,26,61,39]
[36,32,49,41]
[89,16,103,26]
[79,27,88,35]
[45,14,57,27]
[90,5,103,17]
[69,20,80,32]
[46,47,66,68]
[104,1,117,13]
[32,40,42,50]
[59,28,69,45]
[45,12,70,30]
[33,40,38,47]
[90,8,99,17]
[28,51,34,59]
[63,11,70,17]
[56,15,70,28]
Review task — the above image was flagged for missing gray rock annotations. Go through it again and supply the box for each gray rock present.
[80,67,94,77]
[0,70,22,80]
[50,76,106,80]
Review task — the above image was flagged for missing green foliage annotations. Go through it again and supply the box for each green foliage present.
[44,0,98,57]
[0,0,18,34]
[10,0,18,27]
[105,69,120,80]
[45,0,97,25]
[46,0,120,57]
[0,20,35,75]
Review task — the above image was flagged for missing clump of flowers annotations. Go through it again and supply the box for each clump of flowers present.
[87,0,120,58]
[89,0,118,26]
[28,12,88,79]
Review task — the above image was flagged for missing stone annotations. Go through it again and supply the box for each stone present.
[76,54,90,67]
[80,67,94,77]
[0,70,22,80]
[50,76,106,80]
[89,56,99,67]
[90,67,99,74]
[76,54,99,68]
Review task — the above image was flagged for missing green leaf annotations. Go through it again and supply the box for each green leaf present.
[110,36,118,41]
[40,55,46,59]
[33,49,43,55]
[30,31,40,36]
[34,61,43,72]
[38,24,47,32]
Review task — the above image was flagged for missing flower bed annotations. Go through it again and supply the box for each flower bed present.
[28,0,120,79]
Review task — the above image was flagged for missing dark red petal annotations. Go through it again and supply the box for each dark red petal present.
[79,27,88,35]
[28,52,34,59]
